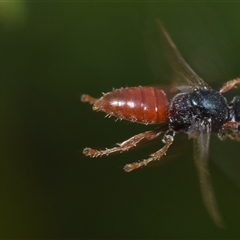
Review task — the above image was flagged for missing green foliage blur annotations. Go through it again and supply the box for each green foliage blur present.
[2,2,240,239]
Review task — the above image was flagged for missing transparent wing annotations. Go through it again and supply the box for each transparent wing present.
[193,126,224,228]
[211,131,240,190]
[156,19,210,89]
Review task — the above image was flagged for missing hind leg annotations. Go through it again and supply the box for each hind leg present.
[83,128,165,158]
[81,94,98,105]
[124,132,175,172]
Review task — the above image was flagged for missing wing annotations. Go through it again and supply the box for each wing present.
[193,126,224,228]
[211,130,240,190]
[156,19,210,89]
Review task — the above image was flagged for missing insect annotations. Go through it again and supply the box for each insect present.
[81,19,240,228]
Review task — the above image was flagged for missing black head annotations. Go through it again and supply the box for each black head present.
[230,96,240,122]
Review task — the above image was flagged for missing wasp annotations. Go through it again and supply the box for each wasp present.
[81,20,240,227]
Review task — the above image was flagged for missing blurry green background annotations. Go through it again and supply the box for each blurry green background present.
[2,2,240,239]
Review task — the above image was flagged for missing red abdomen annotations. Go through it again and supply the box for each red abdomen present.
[93,87,169,124]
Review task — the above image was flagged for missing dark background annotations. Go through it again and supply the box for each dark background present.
[2,2,240,239]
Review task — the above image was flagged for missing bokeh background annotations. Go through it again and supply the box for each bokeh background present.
[2,2,240,239]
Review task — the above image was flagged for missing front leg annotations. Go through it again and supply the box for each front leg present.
[220,121,240,141]
[219,78,240,93]
[221,121,240,130]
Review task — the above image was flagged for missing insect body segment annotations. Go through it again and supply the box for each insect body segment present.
[90,87,169,125]
[169,89,229,133]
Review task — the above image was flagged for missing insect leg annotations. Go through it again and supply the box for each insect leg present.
[83,128,165,158]
[123,132,174,172]
[81,94,98,105]
[220,121,240,141]
[222,121,240,129]
[225,132,240,141]
[219,78,240,93]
